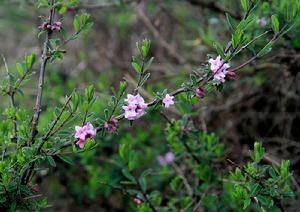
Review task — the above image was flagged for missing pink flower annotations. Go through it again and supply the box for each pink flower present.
[39,21,50,29]
[157,152,175,166]
[122,94,147,120]
[162,94,175,108]
[104,118,118,133]
[51,21,62,31]
[195,87,206,99]
[208,56,230,83]
[74,122,96,149]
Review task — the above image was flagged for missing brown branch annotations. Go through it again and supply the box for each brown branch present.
[172,164,194,196]
[10,93,18,142]
[77,0,138,10]
[38,94,73,151]
[28,0,55,146]
[135,176,158,212]
[184,0,241,20]
[135,5,186,65]
[22,94,73,185]
[231,24,288,73]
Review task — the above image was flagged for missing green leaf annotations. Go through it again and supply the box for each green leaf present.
[141,169,152,178]
[122,168,135,182]
[138,203,151,212]
[141,39,151,58]
[257,42,273,57]
[37,0,49,8]
[280,160,290,179]
[47,156,56,167]
[226,14,236,31]
[252,142,265,163]
[241,0,249,12]
[119,81,128,96]
[139,176,147,193]
[181,196,193,209]
[170,176,181,192]
[249,183,261,196]
[243,198,251,210]
[257,195,273,208]
[231,30,243,49]
[16,63,24,76]
[213,42,225,57]
[271,15,280,33]
[131,57,142,73]
[119,143,130,161]
[128,152,138,171]
[268,167,277,178]
[144,57,154,72]
[26,54,36,69]
[58,155,74,165]
[73,15,81,32]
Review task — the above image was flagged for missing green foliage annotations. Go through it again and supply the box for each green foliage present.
[226,143,294,211]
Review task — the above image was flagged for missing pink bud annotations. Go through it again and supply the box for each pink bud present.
[68,8,77,15]
[226,71,237,81]
[104,118,118,133]
[133,197,144,205]
[39,21,50,29]
[29,184,40,193]
[195,87,206,99]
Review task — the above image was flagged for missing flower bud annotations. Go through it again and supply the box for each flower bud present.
[104,118,118,133]
[195,87,206,99]
[133,197,144,205]
[226,71,237,81]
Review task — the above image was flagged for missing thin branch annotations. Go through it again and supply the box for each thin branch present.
[2,55,18,142]
[184,0,241,20]
[10,94,18,142]
[172,163,194,196]
[38,94,73,151]
[231,24,288,73]
[78,0,138,10]
[135,5,186,65]
[135,177,158,212]
[23,94,73,185]
[28,0,55,146]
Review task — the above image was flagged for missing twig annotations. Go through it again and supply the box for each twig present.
[10,94,18,142]
[28,0,56,146]
[184,0,241,20]
[23,94,73,185]
[135,5,186,64]
[78,0,138,10]
[2,56,18,142]
[135,177,158,212]
[38,94,73,151]
[231,24,288,73]
[172,163,194,196]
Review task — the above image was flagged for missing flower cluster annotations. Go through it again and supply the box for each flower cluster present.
[104,118,118,133]
[40,21,62,31]
[74,123,96,148]
[157,152,175,166]
[208,56,230,83]
[122,94,148,120]
[163,94,175,108]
